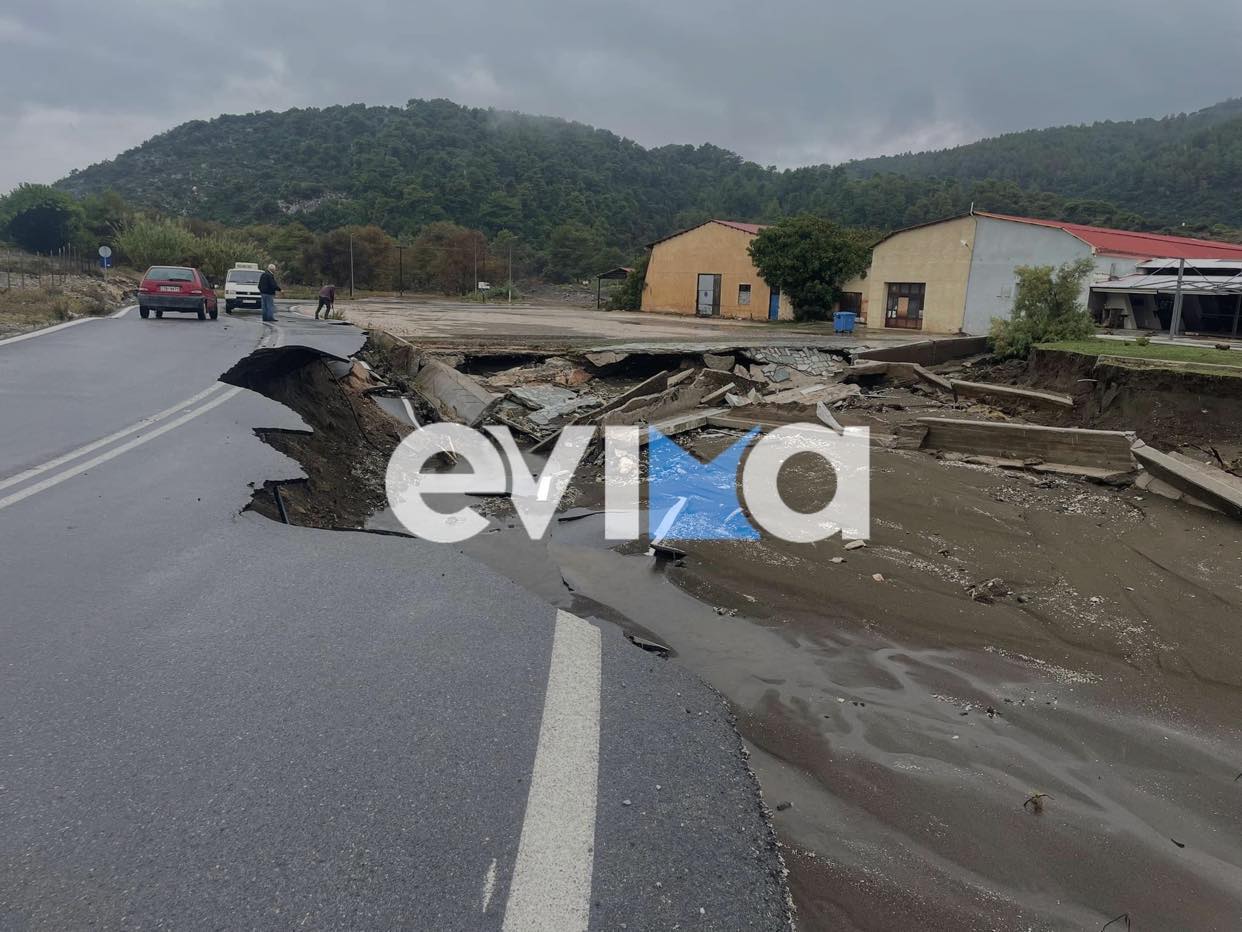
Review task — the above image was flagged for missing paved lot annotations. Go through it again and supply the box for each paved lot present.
[337,297,938,351]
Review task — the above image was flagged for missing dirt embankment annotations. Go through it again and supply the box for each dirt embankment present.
[969,348,1242,462]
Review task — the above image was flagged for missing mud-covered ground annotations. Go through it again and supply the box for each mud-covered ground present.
[405,439,1242,931]
[244,339,1242,931]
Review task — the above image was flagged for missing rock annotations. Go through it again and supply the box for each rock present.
[830,557,846,564]
[844,540,867,551]
[724,392,752,408]
[872,573,886,582]
[968,577,1010,603]
[554,367,594,388]
[702,352,735,371]
[775,801,792,812]
[748,364,769,383]
[768,366,791,384]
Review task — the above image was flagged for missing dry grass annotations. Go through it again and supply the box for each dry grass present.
[0,275,137,338]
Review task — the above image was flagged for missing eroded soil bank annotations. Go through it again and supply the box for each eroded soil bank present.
[233,339,1242,931]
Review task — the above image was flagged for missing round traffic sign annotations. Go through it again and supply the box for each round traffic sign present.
[98,245,112,258]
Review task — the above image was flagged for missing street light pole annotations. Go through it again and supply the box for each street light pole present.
[396,244,405,297]
[349,232,355,298]
[1169,257,1185,336]
[508,245,513,305]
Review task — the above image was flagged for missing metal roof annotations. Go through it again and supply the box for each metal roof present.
[1093,269,1242,296]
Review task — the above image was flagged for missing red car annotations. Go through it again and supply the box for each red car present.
[137,266,219,320]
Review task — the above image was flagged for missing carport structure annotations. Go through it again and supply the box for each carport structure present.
[1092,258,1242,337]
[595,266,633,310]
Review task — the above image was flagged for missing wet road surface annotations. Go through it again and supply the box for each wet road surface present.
[0,306,790,930]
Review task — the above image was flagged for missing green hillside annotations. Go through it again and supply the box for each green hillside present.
[844,98,1242,231]
[54,97,1242,272]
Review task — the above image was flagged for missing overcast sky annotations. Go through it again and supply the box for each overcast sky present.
[2,0,1242,193]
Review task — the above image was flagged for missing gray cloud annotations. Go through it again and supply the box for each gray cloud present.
[1,0,1241,192]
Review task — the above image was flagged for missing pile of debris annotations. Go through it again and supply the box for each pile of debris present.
[360,330,1242,525]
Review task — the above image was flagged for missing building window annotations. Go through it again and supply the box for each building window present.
[738,283,752,306]
[885,282,925,330]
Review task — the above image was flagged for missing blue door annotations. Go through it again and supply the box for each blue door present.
[768,287,780,320]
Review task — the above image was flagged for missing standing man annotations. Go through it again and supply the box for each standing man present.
[258,264,282,322]
[315,281,336,319]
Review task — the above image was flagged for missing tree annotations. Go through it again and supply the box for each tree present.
[0,184,83,253]
[748,215,871,321]
[608,255,648,310]
[989,258,1096,359]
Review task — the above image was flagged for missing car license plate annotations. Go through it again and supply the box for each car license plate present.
[159,285,180,292]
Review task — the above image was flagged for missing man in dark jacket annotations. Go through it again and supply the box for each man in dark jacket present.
[258,264,282,322]
[315,282,336,319]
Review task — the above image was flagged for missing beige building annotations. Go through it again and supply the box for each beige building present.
[859,211,1242,334]
[641,220,794,321]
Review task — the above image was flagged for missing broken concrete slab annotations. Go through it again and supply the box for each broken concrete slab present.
[509,383,579,411]
[701,382,737,406]
[951,379,1075,409]
[815,401,843,432]
[857,336,990,365]
[1131,442,1242,520]
[528,394,602,426]
[916,418,1136,474]
[584,350,630,368]
[702,352,735,371]
[640,408,730,443]
[412,359,503,427]
[725,392,752,408]
[667,368,698,387]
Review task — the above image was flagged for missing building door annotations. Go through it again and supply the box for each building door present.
[768,287,781,320]
[885,282,926,329]
[696,273,721,316]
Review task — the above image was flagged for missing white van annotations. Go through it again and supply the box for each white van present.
[224,263,263,313]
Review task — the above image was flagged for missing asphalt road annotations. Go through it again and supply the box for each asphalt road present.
[0,305,789,930]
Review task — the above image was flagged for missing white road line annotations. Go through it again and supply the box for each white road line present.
[0,317,95,348]
[0,303,135,348]
[0,387,242,513]
[0,382,227,493]
[481,858,498,913]
[502,609,602,932]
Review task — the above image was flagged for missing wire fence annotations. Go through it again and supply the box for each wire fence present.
[0,245,101,292]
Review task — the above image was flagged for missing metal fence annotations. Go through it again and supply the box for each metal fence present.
[0,245,101,291]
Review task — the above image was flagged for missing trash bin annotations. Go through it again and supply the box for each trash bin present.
[834,311,858,334]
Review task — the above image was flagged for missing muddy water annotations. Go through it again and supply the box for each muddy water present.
[370,444,1242,931]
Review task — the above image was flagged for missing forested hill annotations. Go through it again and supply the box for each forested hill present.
[56,97,1242,264]
[843,98,1242,230]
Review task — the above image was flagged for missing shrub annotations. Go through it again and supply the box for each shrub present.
[989,258,1096,359]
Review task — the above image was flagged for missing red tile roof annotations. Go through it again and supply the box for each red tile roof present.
[975,211,1242,260]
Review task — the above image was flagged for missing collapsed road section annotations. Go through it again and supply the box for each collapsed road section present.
[232,329,1242,931]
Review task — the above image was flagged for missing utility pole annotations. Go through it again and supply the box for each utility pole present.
[508,245,513,305]
[1169,257,1185,337]
[349,232,355,298]
[396,244,405,297]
